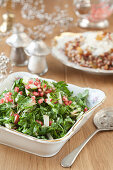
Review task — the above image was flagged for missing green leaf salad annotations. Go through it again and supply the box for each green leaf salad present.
[0,77,89,140]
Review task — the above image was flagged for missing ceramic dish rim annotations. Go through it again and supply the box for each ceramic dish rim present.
[0,72,106,144]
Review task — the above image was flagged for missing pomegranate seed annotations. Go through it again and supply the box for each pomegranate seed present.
[36,78,39,81]
[32,96,36,104]
[28,80,33,84]
[45,90,48,94]
[44,84,47,88]
[0,98,4,104]
[84,107,88,112]
[49,89,52,93]
[45,89,52,94]
[14,114,20,124]
[64,101,69,105]
[25,85,30,89]
[38,88,42,92]
[19,91,23,95]
[14,87,19,92]
[32,92,39,96]
[9,98,13,103]
[33,99,36,104]
[62,96,68,102]
[37,84,41,88]
[10,112,13,116]
[49,120,53,126]
[38,98,44,104]
[45,99,48,103]
[68,100,72,105]
[31,96,35,100]
[7,92,12,96]
[34,81,38,86]
[5,96,10,102]
[36,120,43,126]
[40,92,44,97]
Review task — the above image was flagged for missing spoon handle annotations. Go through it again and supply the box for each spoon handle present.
[61,129,100,168]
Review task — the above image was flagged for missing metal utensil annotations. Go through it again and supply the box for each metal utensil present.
[61,107,113,168]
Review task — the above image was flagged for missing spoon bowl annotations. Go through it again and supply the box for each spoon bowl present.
[94,107,113,130]
[61,107,113,168]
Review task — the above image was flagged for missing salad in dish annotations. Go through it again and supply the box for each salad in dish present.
[0,77,89,140]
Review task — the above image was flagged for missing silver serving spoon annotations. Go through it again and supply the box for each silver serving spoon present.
[61,107,113,168]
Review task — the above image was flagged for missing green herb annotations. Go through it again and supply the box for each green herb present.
[0,77,89,140]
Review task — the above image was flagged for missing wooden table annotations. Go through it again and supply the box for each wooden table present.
[0,1,113,170]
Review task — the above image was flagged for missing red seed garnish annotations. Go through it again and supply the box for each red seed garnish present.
[37,84,41,88]
[31,96,35,100]
[33,100,36,104]
[25,85,30,89]
[49,120,53,126]
[28,80,33,84]
[40,92,44,97]
[64,101,69,105]
[38,98,44,104]
[45,89,52,94]
[14,114,20,124]
[7,92,12,96]
[36,120,43,126]
[32,92,39,96]
[84,107,88,112]
[8,98,13,103]
[31,96,36,104]
[10,112,13,116]
[36,78,39,81]
[34,81,38,86]
[0,98,4,104]
[45,99,48,103]
[38,88,42,92]
[14,87,19,92]
[44,84,47,88]
[68,100,72,105]
[19,91,23,95]
[62,96,68,102]
[4,96,10,103]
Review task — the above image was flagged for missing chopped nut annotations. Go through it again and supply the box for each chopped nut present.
[76,47,83,54]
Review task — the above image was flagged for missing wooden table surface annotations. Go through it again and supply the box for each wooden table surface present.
[0,1,113,170]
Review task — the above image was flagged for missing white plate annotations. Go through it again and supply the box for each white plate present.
[0,72,106,157]
[52,32,113,75]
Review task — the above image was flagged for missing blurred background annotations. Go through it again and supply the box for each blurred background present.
[0,0,113,77]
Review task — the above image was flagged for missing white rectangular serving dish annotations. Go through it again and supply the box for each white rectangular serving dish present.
[0,72,106,157]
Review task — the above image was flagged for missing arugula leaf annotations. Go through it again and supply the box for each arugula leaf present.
[53,81,73,97]
[0,78,89,139]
